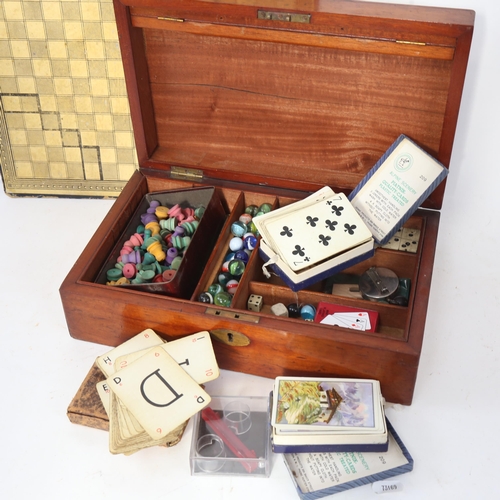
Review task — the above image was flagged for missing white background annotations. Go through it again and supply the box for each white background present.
[1,0,499,498]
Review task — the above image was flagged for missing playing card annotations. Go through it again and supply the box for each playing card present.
[107,346,210,440]
[161,331,219,384]
[334,312,371,330]
[262,192,372,271]
[320,314,366,330]
[315,302,379,333]
[96,380,111,417]
[96,329,165,377]
[254,186,336,245]
[114,331,220,385]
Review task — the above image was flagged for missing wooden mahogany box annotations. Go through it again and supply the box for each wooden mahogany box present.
[60,0,474,405]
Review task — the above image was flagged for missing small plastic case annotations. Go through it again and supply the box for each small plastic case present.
[190,395,271,477]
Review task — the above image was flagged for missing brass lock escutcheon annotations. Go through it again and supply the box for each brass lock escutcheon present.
[210,329,251,346]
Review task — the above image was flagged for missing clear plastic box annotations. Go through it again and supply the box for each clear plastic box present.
[190,395,271,477]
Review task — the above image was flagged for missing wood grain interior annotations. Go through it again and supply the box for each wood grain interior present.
[142,29,452,195]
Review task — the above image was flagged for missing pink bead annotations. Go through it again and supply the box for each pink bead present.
[129,233,143,246]
[122,263,136,279]
[168,204,182,218]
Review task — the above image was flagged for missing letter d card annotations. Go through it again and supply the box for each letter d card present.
[107,346,210,439]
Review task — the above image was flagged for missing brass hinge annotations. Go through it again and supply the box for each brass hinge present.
[396,40,426,46]
[170,166,204,181]
[257,10,311,24]
[157,16,184,22]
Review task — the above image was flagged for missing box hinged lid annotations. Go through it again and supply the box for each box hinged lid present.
[114,0,474,210]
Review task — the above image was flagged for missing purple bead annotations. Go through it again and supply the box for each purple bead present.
[166,247,178,264]
[172,226,185,237]
[141,213,158,225]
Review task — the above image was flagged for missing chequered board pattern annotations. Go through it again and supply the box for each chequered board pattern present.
[0,0,138,197]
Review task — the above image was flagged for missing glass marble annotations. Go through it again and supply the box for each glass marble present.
[218,272,233,287]
[228,259,245,277]
[229,236,244,252]
[231,221,247,237]
[300,304,316,321]
[198,292,213,304]
[239,213,253,225]
[245,205,259,216]
[208,283,224,296]
[247,221,259,236]
[234,250,249,264]
[259,203,273,213]
[226,279,239,295]
[244,234,258,251]
[214,291,232,307]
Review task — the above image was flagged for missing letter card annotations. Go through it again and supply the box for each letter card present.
[107,346,210,439]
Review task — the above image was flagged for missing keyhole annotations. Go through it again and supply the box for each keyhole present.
[227,333,234,342]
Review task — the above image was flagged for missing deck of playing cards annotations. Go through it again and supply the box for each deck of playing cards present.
[255,187,373,272]
[93,329,220,455]
[270,376,387,453]
[255,187,375,291]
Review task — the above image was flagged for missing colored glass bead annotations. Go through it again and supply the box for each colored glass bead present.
[231,221,247,237]
[228,259,246,277]
[214,291,232,307]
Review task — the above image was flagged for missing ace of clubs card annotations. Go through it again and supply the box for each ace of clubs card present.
[107,346,210,439]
